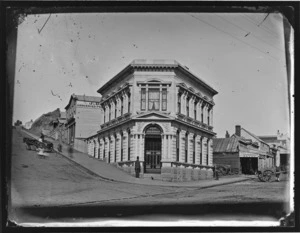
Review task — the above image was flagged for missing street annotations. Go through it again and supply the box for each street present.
[9,128,290,225]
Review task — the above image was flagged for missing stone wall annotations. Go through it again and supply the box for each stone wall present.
[161,166,214,182]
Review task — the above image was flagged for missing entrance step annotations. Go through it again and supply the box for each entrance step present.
[143,173,162,181]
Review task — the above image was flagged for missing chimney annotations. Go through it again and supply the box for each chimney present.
[225,131,230,138]
[235,125,241,136]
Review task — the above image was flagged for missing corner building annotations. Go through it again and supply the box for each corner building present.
[88,59,218,181]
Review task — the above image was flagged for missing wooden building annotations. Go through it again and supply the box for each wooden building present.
[86,59,218,181]
[258,131,290,172]
[213,125,275,174]
[65,94,102,153]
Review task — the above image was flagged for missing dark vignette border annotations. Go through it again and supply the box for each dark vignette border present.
[1,1,299,233]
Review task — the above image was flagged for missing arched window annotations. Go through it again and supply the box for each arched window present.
[208,108,210,126]
[185,131,188,163]
[94,140,97,158]
[120,131,123,162]
[114,134,117,162]
[194,101,197,120]
[201,104,204,123]
[206,139,209,165]
[176,129,180,162]
[108,105,111,121]
[127,129,131,161]
[103,138,106,159]
[114,100,117,118]
[186,97,190,117]
[128,92,131,113]
[120,96,123,115]
[108,137,111,163]
[177,93,181,114]
[193,135,196,164]
[141,88,146,111]
[200,137,202,164]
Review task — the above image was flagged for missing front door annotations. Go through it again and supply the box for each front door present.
[144,135,161,173]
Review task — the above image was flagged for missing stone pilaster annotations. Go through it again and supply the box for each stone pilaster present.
[99,138,104,160]
[104,137,109,162]
[188,133,194,164]
[179,129,186,163]
[181,92,186,115]
[189,97,194,118]
[197,100,202,121]
[110,101,115,120]
[116,132,121,162]
[95,139,99,159]
[140,134,145,162]
[171,134,177,161]
[123,130,128,161]
[110,135,115,163]
[105,105,109,123]
[210,108,213,127]
[208,139,213,166]
[131,134,137,160]
[87,140,91,156]
[202,137,208,165]
[195,135,201,164]
[203,104,207,125]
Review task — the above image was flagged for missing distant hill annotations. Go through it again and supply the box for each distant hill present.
[29,108,61,136]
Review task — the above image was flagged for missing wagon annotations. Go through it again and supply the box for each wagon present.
[257,167,281,182]
[23,137,54,152]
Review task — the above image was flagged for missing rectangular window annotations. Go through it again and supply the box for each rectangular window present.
[141,88,146,110]
[194,102,197,120]
[200,138,202,164]
[207,109,210,125]
[121,98,123,115]
[148,89,160,111]
[162,89,167,111]
[128,93,131,113]
[177,94,181,114]
[186,98,189,117]
[115,101,117,118]
[201,105,204,123]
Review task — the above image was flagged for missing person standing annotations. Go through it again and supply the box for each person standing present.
[135,156,141,178]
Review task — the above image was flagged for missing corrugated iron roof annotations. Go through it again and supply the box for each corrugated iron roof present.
[213,137,239,153]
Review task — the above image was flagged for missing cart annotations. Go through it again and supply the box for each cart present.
[23,137,54,152]
[257,167,281,182]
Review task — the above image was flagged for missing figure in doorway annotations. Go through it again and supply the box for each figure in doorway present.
[135,156,141,178]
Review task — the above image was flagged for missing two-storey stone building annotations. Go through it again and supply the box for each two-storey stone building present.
[65,94,102,153]
[86,59,218,181]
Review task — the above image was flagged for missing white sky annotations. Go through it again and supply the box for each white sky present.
[13,12,290,137]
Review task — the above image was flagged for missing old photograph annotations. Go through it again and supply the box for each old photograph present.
[6,6,294,227]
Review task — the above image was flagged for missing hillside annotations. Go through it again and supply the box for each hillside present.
[29,108,61,136]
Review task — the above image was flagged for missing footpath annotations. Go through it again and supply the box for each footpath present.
[22,129,253,188]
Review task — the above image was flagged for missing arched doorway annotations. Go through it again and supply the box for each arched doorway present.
[144,124,162,174]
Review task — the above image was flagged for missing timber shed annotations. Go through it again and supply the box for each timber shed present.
[213,137,240,174]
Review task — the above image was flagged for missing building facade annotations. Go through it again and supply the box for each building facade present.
[213,125,275,174]
[258,130,290,172]
[86,59,218,181]
[65,94,102,153]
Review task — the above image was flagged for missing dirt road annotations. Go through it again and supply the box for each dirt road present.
[9,128,290,225]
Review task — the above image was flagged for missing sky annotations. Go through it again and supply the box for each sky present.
[12,12,291,137]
